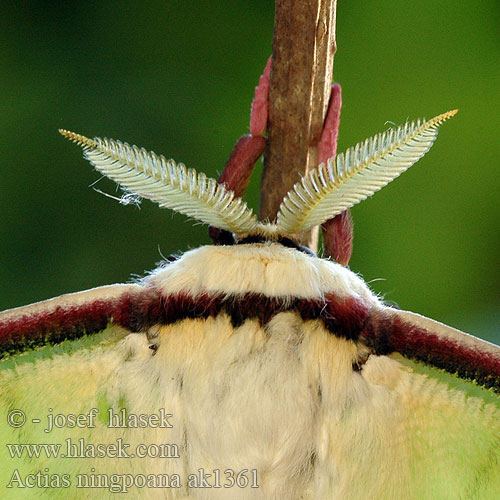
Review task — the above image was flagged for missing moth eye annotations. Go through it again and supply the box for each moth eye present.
[297,244,316,257]
[278,237,317,256]
[208,227,237,245]
[237,234,266,245]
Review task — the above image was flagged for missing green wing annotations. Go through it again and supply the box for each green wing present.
[0,326,144,499]
[1,299,499,499]
[0,284,169,499]
[355,353,500,500]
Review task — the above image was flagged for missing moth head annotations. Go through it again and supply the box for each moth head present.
[60,109,457,254]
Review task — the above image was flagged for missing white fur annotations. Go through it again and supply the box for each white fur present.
[1,244,499,499]
[147,243,376,303]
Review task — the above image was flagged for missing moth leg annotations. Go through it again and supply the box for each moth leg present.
[249,54,271,137]
[217,135,266,199]
[318,84,354,266]
[209,57,271,245]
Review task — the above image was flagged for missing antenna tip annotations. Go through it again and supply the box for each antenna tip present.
[59,129,96,148]
[428,109,459,127]
[441,109,459,120]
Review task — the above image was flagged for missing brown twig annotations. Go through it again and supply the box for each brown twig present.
[260,0,337,250]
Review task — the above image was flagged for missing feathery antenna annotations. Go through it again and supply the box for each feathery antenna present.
[275,110,458,234]
[59,130,260,234]
[60,109,457,241]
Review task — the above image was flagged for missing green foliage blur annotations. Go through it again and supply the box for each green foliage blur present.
[1,0,498,343]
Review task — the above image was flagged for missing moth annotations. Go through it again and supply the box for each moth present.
[1,66,499,499]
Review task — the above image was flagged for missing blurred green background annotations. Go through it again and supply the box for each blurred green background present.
[1,0,498,343]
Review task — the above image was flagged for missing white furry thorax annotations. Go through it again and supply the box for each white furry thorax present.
[146,242,378,303]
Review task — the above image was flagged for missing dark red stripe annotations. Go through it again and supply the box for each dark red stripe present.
[360,310,500,393]
[4,290,497,392]
[147,292,370,340]
[0,290,158,356]
[0,291,370,356]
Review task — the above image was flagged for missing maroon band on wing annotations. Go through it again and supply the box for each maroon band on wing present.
[0,289,158,356]
[1,290,371,356]
[360,309,500,392]
[150,291,370,340]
